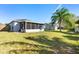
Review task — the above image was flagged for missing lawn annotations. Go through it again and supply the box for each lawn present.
[0,31,79,54]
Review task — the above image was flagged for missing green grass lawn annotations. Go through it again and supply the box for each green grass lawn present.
[0,31,79,54]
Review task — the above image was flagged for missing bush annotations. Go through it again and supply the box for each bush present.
[68,28,75,32]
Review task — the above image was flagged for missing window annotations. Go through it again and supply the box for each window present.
[32,23,35,29]
[26,23,43,29]
[27,23,30,29]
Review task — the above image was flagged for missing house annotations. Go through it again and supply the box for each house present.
[45,21,59,31]
[75,24,79,32]
[45,23,54,30]
[75,20,79,32]
[52,20,59,30]
[9,19,45,32]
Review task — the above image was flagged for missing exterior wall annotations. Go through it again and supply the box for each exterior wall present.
[13,22,20,32]
[9,21,20,32]
[45,21,59,31]
[25,29,44,32]
[75,26,79,32]
[9,22,13,31]
[45,24,53,30]
[53,20,59,30]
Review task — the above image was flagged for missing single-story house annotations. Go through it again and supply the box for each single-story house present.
[9,19,45,32]
[75,24,79,32]
[75,20,79,32]
[45,21,59,31]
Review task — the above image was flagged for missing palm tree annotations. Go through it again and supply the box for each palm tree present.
[51,7,75,31]
[76,20,79,27]
[76,20,79,24]
[75,16,79,27]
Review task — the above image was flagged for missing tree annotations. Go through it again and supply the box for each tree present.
[76,20,79,24]
[51,7,75,31]
[75,16,79,27]
[76,20,79,26]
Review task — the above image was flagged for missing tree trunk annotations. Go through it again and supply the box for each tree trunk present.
[59,19,62,32]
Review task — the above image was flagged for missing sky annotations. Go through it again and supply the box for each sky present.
[0,4,79,24]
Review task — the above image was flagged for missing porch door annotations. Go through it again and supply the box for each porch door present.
[19,22,25,32]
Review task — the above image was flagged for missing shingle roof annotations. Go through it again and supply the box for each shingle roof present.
[13,19,31,22]
[11,19,44,25]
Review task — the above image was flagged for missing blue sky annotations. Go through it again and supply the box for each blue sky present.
[0,4,79,24]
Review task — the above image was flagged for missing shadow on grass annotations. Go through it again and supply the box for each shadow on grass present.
[9,49,53,54]
[0,41,50,48]
[64,36,79,41]
[63,35,79,53]
[53,31,79,35]
[25,35,77,53]
[51,37,76,54]
[24,35,53,46]
[25,35,70,47]
[1,35,79,54]
[0,41,54,54]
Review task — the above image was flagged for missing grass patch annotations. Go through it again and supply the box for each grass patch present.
[0,31,79,54]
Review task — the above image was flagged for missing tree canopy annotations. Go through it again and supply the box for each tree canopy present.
[51,7,75,31]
